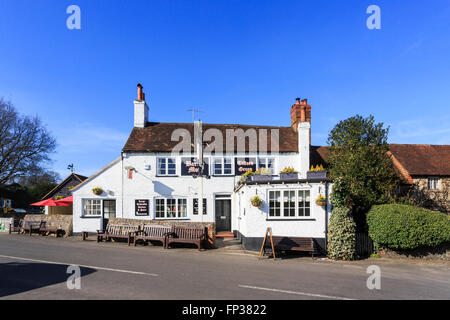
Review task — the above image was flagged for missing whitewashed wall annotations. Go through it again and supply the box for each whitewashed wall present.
[236,182,331,239]
[72,152,302,233]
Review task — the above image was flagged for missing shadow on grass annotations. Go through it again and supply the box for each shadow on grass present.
[0,262,96,297]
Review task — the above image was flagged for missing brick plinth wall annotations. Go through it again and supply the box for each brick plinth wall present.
[109,218,216,248]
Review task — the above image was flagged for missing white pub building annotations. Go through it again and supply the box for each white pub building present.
[72,84,331,252]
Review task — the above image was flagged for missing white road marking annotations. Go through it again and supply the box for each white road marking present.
[0,254,158,277]
[238,284,355,300]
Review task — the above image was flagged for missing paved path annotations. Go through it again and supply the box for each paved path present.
[0,234,448,300]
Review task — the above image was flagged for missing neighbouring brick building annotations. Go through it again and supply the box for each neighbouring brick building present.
[389,144,450,213]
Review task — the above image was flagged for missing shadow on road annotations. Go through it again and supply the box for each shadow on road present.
[0,262,96,297]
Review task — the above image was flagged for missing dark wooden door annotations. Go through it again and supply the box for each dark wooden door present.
[215,199,231,232]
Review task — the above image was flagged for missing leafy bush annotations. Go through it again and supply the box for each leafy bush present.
[367,204,450,250]
[327,206,357,260]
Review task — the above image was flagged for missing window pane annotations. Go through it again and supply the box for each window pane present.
[178,199,187,218]
[157,158,166,175]
[224,158,232,174]
[214,159,222,175]
[258,158,267,168]
[156,199,164,218]
[269,191,281,217]
[168,158,176,175]
[283,191,296,217]
[167,199,176,218]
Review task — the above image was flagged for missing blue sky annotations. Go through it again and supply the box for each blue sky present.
[1,0,449,181]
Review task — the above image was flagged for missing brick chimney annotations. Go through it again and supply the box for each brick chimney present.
[291,98,311,143]
[291,98,311,178]
[134,83,149,128]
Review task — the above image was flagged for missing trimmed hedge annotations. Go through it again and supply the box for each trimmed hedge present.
[367,204,450,250]
[327,206,357,260]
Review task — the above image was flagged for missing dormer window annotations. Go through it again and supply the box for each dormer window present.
[258,158,275,174]
[213,157,233,175]
[157,158,176,176]
[428,177,440,190]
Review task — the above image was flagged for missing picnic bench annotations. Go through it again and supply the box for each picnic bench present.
[166,226,208,251]
[38,221,63,237]
[133,224,173,248]
[97,224,140,245]
[270,236,317,258]
[20,220,43,236]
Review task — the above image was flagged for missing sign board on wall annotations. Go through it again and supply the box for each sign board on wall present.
[135,200,149,216]
[0,218,12,233]
[234,158,257,175]
[181,157,209,176]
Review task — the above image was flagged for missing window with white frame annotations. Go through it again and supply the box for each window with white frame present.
[155,198,187,219]
[213,157,232,175]
[428,177,440,190]
[157,158,176,176]
[83,199,102,216]
[258,158,275,174]
[268,190,310,218]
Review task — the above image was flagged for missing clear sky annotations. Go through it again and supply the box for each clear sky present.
[1,0,449,181]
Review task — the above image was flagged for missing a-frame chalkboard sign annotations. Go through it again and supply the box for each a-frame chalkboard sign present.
[258,227,276,260]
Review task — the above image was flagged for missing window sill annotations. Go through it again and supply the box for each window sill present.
[266,218,316,221]
[155,175,179,177]
[80,215,102,219]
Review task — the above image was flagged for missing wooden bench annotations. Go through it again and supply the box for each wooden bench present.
[97,224,140,246]
[270,236,317,258]
[20,220,42,236]
[9,219,20,234]
[134,224,173,248]
[166,226,208,251]
[39,221,63,237]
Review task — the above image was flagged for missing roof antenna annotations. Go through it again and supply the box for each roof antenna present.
[67,163,74,173]
[187,109,205,122]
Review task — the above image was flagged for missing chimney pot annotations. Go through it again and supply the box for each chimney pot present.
[137,83,144,101]
[296,98,301,105]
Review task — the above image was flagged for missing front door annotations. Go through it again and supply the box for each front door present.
[102,200,116,230]
[215,199,231,232]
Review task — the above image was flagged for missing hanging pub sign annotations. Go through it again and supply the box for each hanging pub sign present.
[181,157,209,176]
[235,157,257,175]
[135,199,149,216]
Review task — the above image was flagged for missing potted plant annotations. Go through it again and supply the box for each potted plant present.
[307,164,327,179]
[252,168,272,182]
[92,186,103,196]
[250,195,263,207]
[240,170,254,183]
[316,194,327,206]
[279,167,298,180]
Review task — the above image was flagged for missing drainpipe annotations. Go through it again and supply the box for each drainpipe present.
[324,181,329,253]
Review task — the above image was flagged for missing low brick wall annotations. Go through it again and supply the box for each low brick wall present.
[25,214,73,237]
[109,218,216,248]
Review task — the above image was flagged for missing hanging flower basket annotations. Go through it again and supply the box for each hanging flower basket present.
[92,187,103,195]
[250,196,262,208]
[315,195,327,206]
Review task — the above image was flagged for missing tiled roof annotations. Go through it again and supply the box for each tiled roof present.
[389,144,450,176]
[123,122,300,153]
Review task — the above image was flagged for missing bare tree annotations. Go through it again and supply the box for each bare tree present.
[0,98,57,184]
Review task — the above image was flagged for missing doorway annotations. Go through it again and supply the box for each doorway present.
[102,200,116,230]
[215,197,231,232]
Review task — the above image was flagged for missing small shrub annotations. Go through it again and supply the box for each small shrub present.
[327,206,357,260]
[367,204,450,250]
